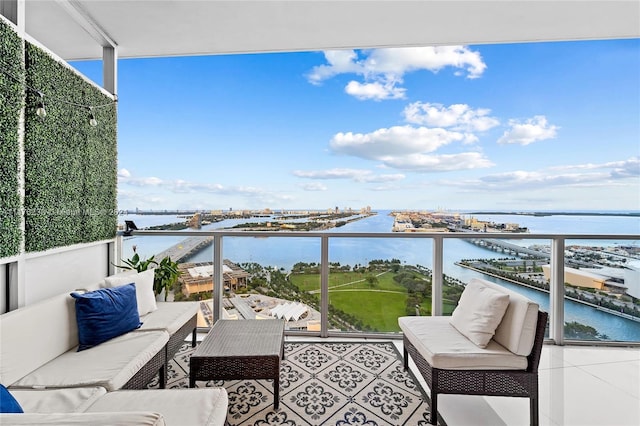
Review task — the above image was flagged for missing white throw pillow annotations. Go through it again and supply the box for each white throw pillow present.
[104,269,157,316]
[450,280,510,348]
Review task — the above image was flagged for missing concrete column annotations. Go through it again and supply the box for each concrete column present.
[102,45,117,96]
[0,0,25,33]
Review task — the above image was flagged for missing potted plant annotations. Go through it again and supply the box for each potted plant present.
[118,253,180,301]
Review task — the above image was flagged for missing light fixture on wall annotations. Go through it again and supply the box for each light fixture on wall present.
[88,107,98,127]
[124,220,138,237]
[1,62,116,128]
[36,92,46,119]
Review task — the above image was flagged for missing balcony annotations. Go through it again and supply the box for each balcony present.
[1,2,639,425]
[122,225,638,423]
[1,226,639,425]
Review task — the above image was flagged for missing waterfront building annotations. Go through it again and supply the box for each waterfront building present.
[541,264,626,293]
[179,260,249,297]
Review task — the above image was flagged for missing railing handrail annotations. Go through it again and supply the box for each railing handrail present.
[123,229,640,240]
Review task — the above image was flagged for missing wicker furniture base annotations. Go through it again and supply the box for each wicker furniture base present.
[163,313,197,385]
[403,310,548,426]
[189,319,285,409]
[122,345,166,389]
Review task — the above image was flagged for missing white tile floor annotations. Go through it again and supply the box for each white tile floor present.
[287,336,640,426]
[408,343,640,426]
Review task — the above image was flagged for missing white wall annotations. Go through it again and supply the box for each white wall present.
[0,263,6,313]
[22,241,113,305]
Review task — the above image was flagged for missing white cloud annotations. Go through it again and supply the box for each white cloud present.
[444,157,639,191]
[293,168,405,183]
[330,125,465,159]
[360,173,406,183]
[404,102,500,132]
[384,152,494,172]
[117,171,292,208]
[307,46,486,100]
[551,157,640,178]
[362,46,486,79]
[345,80,406,101]
[301,183,328,191]
[307,50,361,84]
[328,125,494,173]
[497,115,558,145]
[125,176,163,186]
[118,168,131,178]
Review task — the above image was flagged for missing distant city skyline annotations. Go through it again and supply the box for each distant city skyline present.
[72,39,640,212]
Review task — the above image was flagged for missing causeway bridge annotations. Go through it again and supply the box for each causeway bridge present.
[155,236,214,262]
[466,237,550,259]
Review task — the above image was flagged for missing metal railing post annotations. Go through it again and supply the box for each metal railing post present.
[320,235,329,338]
[213,234,223,323]
[550,237,565,345]
[432,235,443,316]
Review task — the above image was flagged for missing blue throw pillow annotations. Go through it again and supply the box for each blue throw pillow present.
[70,283,142,351]
[0,384,23,413]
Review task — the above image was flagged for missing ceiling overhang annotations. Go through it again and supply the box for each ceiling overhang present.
[15,0,640,62]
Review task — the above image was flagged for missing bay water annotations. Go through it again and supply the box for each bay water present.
[120,211,640,341]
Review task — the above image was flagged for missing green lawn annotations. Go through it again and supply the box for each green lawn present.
[290,270,405,292]
[289,269,456,332]
[328,290,406,332]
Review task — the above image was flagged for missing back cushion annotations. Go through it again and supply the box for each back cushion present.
[103,269,157,316]
[469,278,540,355]
[0,293,78,385]
[71,284,142,351]
[450,280,510,348]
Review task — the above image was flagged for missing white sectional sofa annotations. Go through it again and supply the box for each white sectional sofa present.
[0,270,228,425]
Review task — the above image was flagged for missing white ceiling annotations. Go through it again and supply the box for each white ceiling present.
[19,0,640,62]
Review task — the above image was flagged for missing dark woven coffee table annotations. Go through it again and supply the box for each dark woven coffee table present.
[189,319,285,409]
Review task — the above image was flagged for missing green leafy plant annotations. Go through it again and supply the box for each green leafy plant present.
[118,253,180,301]
[120,252,158,272]
[153,256,180,301]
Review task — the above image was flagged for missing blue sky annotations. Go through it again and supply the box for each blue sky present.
[72,39,640,212]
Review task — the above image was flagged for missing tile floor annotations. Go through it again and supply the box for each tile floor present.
[285,336,640,425]
[403,342,640,426]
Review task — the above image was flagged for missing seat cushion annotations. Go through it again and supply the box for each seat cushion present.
[0,412,166,425]
[469,278,540,356]
[399,316,528,370]
[86,388,228,426]
[10,387,107,413]
[0,293,78,386]
[450,280,510,348]
[10,331,168,391]
[137,302,198,334]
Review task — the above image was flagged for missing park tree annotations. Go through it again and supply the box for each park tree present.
[365,274,378,288]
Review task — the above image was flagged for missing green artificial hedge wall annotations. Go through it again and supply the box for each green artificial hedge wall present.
[24,42,118,252]
[0,19,24,258]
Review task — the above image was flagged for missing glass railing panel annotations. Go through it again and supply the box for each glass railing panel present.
[325,237,432,333]
[117,228,639,345]
[450,236,552,339]
[188,236,322,330]
[563,238,640,343]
